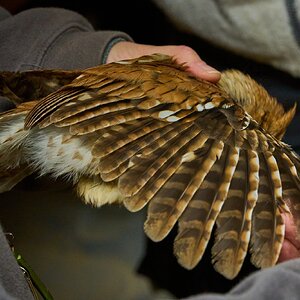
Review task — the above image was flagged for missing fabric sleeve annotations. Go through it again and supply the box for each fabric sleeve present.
[183,258,300,300]
[0,7,133,72]
[151,0,300,78]
[0,225,34,300]
[0,6,133,112]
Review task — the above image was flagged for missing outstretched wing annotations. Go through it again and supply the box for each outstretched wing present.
[23,54,300,279]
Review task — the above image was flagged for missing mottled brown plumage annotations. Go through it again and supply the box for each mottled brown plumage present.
[0,54,299,279]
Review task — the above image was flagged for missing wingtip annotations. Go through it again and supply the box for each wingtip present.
[174,238,202,270]
[144,215,170,242]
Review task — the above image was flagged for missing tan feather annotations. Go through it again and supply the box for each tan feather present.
[1,54,300,280]
[24,87,84,129]
[250,151,285,268]
[55,99,136,128]
[174,146,239,270]
[144,139,224,242]
[211,150,259,279]
[120,122,200,199]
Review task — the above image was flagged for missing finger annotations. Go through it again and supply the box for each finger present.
[157,45,221,82]
[185,60,221,83]
[278,239,300,262]
[282,212,300,248]
[278,213,300,262]
[106,42,221,82]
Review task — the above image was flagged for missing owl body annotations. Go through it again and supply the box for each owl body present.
[0,54,299,279]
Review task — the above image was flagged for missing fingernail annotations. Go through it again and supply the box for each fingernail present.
[198,62,220,74]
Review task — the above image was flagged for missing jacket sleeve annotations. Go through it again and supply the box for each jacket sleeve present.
[0,6,133,112]
[0,225,35,300]
[152,0,300,78]
[184,258,300,300]
[0,6,133,72]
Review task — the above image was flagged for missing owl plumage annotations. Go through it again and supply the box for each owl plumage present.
[0,54,299,279]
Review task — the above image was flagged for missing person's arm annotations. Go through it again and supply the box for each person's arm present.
[0,6,220,113]
[0,6,131,71]
[0,6,221,79]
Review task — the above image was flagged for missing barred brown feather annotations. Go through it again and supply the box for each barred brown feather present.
[212,150,259,279]
[174,146,239,270]
[250,151,285,269]
[1,53,300,280]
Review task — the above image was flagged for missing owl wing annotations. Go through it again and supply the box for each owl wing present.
[23,54,300,279]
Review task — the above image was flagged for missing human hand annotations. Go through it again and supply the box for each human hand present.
[106,41,221,83]
[278,212,300,262]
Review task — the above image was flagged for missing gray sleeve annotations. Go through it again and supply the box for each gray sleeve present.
[0,226,34,300]
[184,259,300,300]
[0,6,132,112]
[0,7,132,72]
[151,0,300,78]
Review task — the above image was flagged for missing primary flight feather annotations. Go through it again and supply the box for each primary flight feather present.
[0,53,299,279]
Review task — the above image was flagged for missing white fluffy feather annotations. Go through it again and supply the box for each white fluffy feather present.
[24,126,94,181]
